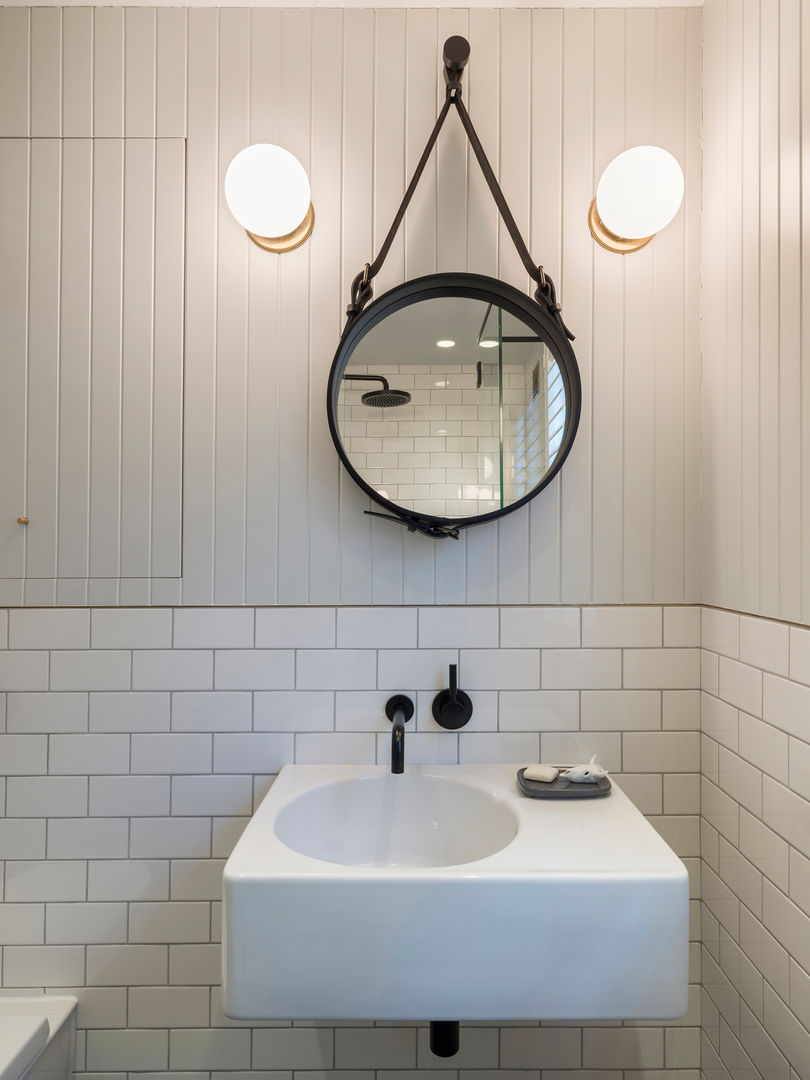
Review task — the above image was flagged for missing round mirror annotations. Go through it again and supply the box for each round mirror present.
[327,273,581,535]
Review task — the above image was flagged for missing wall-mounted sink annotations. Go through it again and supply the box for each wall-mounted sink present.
[274,772,518,868]
[222,764,688,1022]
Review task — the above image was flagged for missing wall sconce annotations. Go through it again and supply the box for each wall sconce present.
[224,144,314,253]
[588,145,684,254]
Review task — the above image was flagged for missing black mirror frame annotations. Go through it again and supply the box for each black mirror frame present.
[327,272,582,536]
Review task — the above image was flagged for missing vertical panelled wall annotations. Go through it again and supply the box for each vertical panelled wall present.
[0,6,701,607]
[702,0,810,626]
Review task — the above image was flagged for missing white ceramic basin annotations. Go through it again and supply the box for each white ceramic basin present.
[223,764,689,1022]
[274,773,518,867]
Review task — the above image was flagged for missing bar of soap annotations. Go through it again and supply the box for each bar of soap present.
[523,764,559,784]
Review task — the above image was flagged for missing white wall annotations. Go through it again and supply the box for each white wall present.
[702,0,810,626]
[0,603,702,1076]
[0,5,702,607]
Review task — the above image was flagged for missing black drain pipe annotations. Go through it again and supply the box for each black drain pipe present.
[429,1021,460,1057]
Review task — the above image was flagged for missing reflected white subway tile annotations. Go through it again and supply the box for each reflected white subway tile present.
[701,778,739,845]
[0,820,47,860]
[254,690,333,732]
[701,734,719,783]
[623,732,699,772]
[3,945,85,987]
[7,692,87,732]
[542,649,620,690]
[664,606,701,647]
[253,1029,334,1070]
[762,880,810,976]
[170,1029,251,1071]
[333,1028,414,1070]
[542,732,621,772]
[789,848,810,917]
[789,736,810,802]
[500,607,580,648]
[131,733,211,774]
[701,692,738,750]
[498,1028,581,1069]
[717,746,763,816]
[213,733,294,774]
[762,777,810,859]
[0,734,47,774]
[614,773,663,814]
[129,902,210,944]
[88,860,169,902]
[255,609,335,649]
[581,689,660,730]
[418,607,499,648]
[172,692,252,732]
[10,608,90,649]
[623,649,699,689]
[701,651,719,695]
[738,713,787,782]
[459,732,539,765]
[47,817,129,859]
[50,733,130,774]
[337,607,417,648]
[7,776,87,817]
[763,673,810,738]
[89,776,170,817]
[739,911,789,1002]
[91,609,172,649]
[129,818,210,860]
[168,943,221,985]
[46,902,127,944]
[129,986,210,1029]
[0,903,44,944]
[378,650,457,691]
[86,943,168,986]
[297,650,375,690]
[133,651,213,691]
[718,657,762,717]
[89,692,170,732]
[582,607,661,648]
[50,986,127,1029]
[173,608,254,649]
[417,1025,499,1070]
[170,859,225,902]
[171,775,253,816]
[702,608,740,658]
[51,651,130,691]
[86,1030,168,1072]
[0,652,49,690]
[739,809,789,891]
[295,732,375,765]
[497,690,578,732]
[664,773,701,814]
[5,860,87,902]
[461,649,539,690]
[739,615,789,676]
[664,689,700,730]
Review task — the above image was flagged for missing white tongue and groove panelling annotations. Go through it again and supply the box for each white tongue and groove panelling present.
[0,7,701,607]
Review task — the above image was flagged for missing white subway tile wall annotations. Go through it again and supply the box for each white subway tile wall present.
[701,606,810,1078]
[0,604,701,1078]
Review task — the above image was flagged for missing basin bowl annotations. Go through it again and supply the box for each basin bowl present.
[223,764,689,1022]
[274,773,518,867]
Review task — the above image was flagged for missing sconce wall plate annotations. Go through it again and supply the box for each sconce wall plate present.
[246,203,315,253]
[587,199,653,254]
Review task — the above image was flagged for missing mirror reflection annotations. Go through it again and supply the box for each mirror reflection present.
[337,295,566,521]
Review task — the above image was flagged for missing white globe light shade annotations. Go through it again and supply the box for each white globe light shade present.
[224,144,311,239]
[595,146,684,240]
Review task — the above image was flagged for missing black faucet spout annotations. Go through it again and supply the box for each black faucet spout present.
[391,712,405,774]
[384,694,414,775]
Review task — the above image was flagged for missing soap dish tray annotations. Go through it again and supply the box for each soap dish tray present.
[517,767,612,799]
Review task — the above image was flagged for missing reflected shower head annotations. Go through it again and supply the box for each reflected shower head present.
[343,373,411,408]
